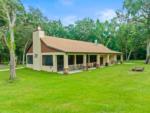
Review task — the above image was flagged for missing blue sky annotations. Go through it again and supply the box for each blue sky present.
[22,0,124,25]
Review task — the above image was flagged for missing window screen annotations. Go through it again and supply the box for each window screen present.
[68,55,74,65]
[42,55,53,66]
[90,55,96,62]
[27,55,33,64]
[76,55,83,64]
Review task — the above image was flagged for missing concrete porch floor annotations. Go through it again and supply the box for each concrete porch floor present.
[57,69,83,74]
[57,67,98,74]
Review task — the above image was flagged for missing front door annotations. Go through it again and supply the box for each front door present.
[57,55,64,71]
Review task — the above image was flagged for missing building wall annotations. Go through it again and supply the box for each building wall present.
[41,52,65,72]
[41,41,61,53]
[26,52,118,72]
[26,30,66,72]
[27,41,61,54]
[26,64,33,68]
[26,53,33,68]
[26,52,66,72]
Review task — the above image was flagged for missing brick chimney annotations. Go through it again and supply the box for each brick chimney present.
[32,26,45,70]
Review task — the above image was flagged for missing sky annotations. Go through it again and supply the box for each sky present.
[22,0,124,26]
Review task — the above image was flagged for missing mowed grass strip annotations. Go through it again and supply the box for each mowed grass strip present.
[0,61,150,113]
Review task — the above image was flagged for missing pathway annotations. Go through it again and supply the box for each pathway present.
[0,67,24,72]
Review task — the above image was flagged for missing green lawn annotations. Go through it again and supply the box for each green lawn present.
[0,61,150,113]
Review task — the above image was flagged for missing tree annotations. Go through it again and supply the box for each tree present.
[26,7,48,28]
[116,22,145,60]
[73,18,96,42]
[15,25,34,65]
[123,0,150,63]
[44,20,67,38]
[95,19,118,48]
[16,7,46,65]
[0,0,24,80]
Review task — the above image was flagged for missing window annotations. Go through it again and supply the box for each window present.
[27,55,33,64]
[68,55,74,65]
[42,55,53,66]
[90,55,96,62]
[76,55,83,64]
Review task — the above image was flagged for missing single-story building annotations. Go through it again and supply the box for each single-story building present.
[26,27,123,74]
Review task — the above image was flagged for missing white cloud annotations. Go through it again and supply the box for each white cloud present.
[61,16,78,26]
[59,0,73,5]
[96,9,116,22]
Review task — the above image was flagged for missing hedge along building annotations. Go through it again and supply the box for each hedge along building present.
[26,27,123,74]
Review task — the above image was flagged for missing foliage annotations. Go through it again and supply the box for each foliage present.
[122,0,150,61]
[0,0,149,64]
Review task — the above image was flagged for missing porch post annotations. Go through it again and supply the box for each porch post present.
[88,55,90,63]
[83,54,87,70]
[53,55,57,72]
[113,54,117,64]
[87,55,90,68]
[74,55,77,67]
[103,55,106,66]
[106,54,110,66]
[64,54,69,74]
[96,54,100,68]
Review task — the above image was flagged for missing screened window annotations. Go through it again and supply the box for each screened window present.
[90,55,96,62]
[27,55,33,64]
[42,55,53,66]
[68,55,74,65]
[76,55,83,64]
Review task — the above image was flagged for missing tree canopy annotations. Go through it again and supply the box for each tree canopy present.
[0,0,149,65]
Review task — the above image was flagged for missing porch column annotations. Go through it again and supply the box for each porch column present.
[53,55,57,72]
[120,54,123,64]
[96,54,100,68]
[113,54,117,64]
[87,55,90,68]
[83,54,87,70]
[106,54,110,66]
[64,54,69,74]
[74,55,77,67]
[102,56,106,66]
[88,55,90,63]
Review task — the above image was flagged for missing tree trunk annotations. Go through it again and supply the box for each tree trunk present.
[145,10,150,64]
[0,54,2,64]
[9,49,16,80]
[22,40,29,65]
[125,46,128,61]
[9,28,16,80]
[22,51,25,65]
[146,40,150,64]
[127,49,132,61]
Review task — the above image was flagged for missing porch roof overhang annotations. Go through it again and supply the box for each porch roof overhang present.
[41,36,122,54]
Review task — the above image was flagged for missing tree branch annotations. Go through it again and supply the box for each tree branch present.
[12,11,16,26]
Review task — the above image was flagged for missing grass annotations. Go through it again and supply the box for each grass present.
[0,61,150,113]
